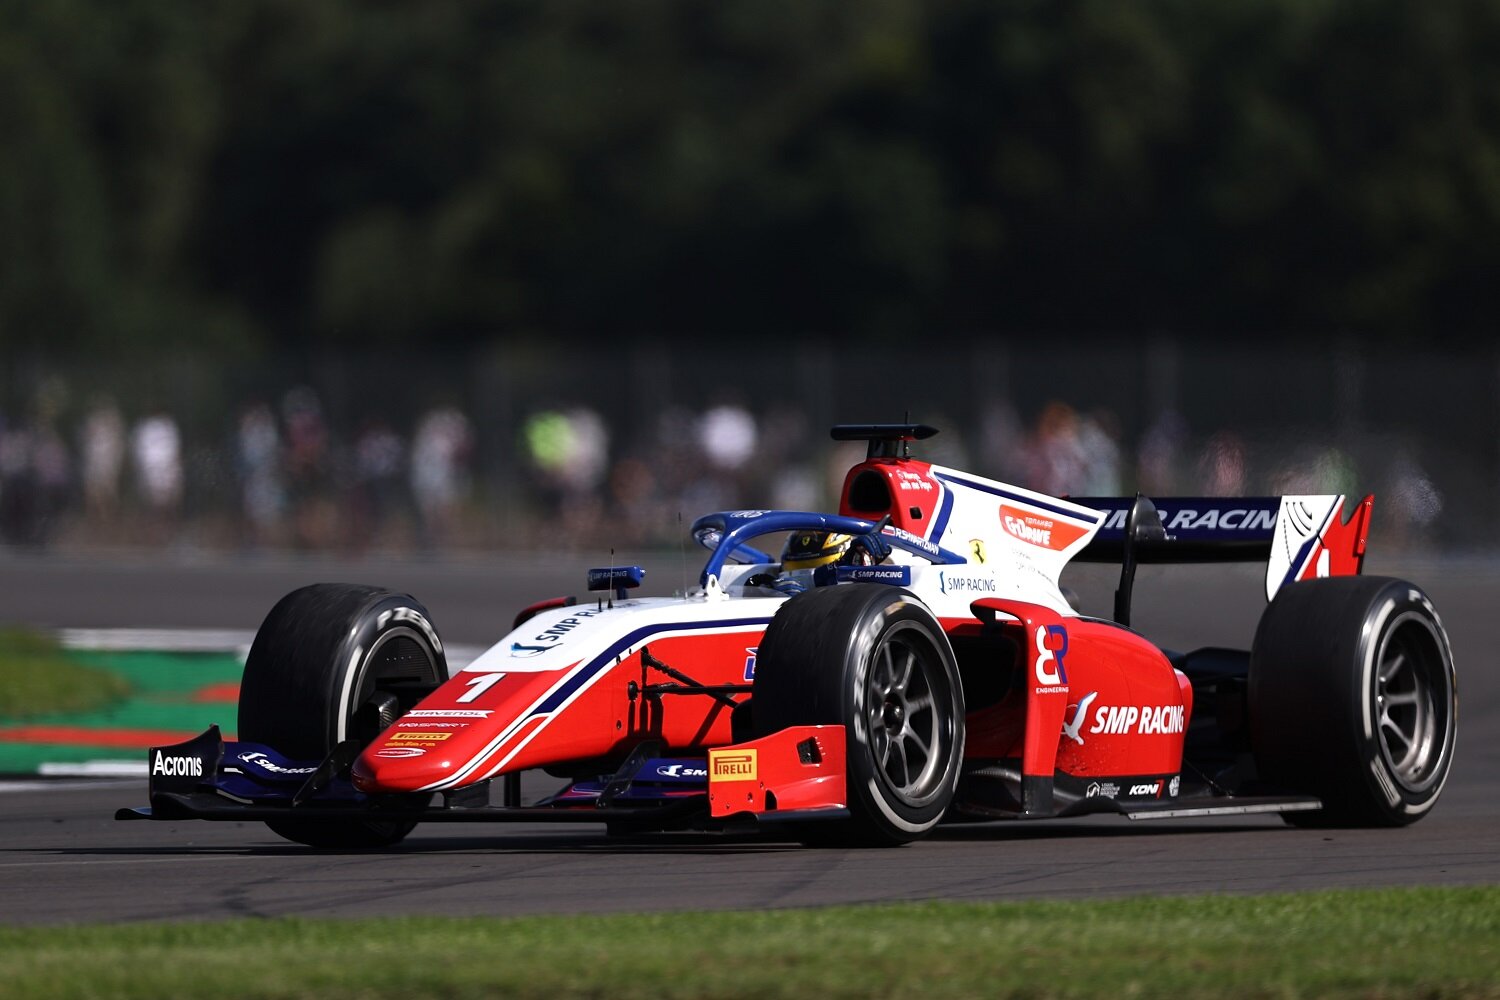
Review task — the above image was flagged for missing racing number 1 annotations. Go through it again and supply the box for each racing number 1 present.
[457,673,505,704]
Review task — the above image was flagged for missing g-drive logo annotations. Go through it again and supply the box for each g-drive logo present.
[999,505,1089,552]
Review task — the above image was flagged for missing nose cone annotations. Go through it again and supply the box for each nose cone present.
[352,740,464,793]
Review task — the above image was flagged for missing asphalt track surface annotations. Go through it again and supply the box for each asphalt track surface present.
[1,550,1496,925]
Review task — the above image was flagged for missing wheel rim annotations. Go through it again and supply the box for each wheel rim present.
[1374,613,1452,793]
[865,622,955,806]
[345,626,442,745]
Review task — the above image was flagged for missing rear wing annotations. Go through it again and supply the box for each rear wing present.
[1068,494,1373,619]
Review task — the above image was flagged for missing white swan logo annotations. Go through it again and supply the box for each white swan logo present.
[1062,691,1098,745]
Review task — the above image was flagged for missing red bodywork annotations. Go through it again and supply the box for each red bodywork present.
[961,603,1191,780]
[706,726,847,819]
[1297,494,1373,581]
[350,449,1336,822]
[353,599,1190,804]
[353,629,762,794]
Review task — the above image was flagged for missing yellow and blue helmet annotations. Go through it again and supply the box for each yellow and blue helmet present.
[782,531,854,570]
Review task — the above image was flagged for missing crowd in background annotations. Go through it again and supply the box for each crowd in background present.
[0,388,476,552]
[0,384,1447,556]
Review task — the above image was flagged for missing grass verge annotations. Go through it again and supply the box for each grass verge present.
[2,887,1497,999]
[0,628,130,721]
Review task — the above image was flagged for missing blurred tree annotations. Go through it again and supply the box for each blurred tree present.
[2,0,1499,359]
[0,1,253,358]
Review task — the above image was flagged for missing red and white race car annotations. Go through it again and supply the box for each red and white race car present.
[120,424,1458,847]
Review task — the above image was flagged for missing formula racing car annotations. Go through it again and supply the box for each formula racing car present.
[119,423,1458,847]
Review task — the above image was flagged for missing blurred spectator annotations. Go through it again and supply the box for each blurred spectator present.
[0,417,38,545]
[521,407,611,541]
[282,387,328,481]
[81,399,125,522]
[131,410,183,541]
[523,408,609,490]
[760,410,818,512]
[1270,444,1357,496]
[771,464,819,512]
[0,349,1482,556]
[351,418,406,547]
[1197,431,1248,495]
[698,404,758,472]
[236,402,285,547]
[524,411,572,484]
[976,399,1026,483]
[32,421,71,541]
[676,403,759,520]
[1384,448,1443,547]
[1023,401,1088,495]
[1138,409,1188,494]
[281,387,335,548]
[560,408,609,496]
[608,457,664,545]
[0,407,72,548]
[412,405,473,546]
[651,405,706,515]
[1078,409,1123,495]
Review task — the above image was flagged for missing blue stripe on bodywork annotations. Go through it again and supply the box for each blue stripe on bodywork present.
[531,616,773,715]
[1280,533,1319,592]
[928,478,956,545]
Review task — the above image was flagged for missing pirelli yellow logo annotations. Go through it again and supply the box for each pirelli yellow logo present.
[389,732,450,742]
[709,749,757,782]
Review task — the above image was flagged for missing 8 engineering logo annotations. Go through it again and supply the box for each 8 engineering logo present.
[1034,624,1069,688]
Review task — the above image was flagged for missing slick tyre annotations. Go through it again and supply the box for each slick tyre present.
[752,584,964,846]
[1250,576,1456,827]
[239,584,450,848]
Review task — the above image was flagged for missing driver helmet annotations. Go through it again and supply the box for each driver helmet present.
[782,531,855,570]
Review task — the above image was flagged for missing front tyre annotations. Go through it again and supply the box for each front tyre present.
[239,584,450,847]
[752,584,965,846]
[1249,576,1457,827]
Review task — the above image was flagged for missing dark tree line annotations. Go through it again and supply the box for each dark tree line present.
[4,0,1499,360]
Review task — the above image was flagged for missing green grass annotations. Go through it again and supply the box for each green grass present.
[0,628,131,721]
[2,888,1497,999]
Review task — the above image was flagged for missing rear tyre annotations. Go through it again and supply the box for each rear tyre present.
[1249,576,1456,827]
[752,584,965,846]
[239,584,450,847]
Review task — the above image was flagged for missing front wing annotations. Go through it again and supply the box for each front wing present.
[115,725,853,833]
[117,725,1322,832]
